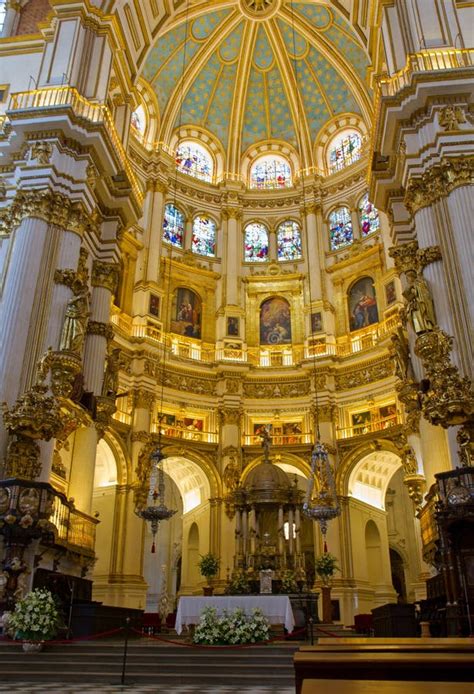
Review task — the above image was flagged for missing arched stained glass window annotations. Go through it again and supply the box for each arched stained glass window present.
[328,130,362,173]
[163,204,184,248]
[329,207,353,251]
[176,141,213,182]
[130,104,146,137]
[277,220,302,261]
[250,155,291,190]
[244,223,269,262]
[358,193,380,237]
[192,216,216,257]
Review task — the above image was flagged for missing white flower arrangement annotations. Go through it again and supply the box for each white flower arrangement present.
[193,606,270,645]
[8,588,59,642]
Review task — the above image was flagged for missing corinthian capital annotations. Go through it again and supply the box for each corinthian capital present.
[92,260,120,293]
[388,240,441,276]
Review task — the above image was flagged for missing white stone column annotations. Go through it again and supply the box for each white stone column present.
[350,208,361,240]
[446,186,474,321]
[224,209,241,306]
[1,1,21,37]
[83,260,119,394]
[145,182,167,283]
[304,205,322,300]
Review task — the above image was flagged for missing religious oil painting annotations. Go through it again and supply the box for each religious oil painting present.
[171,288,202,339]
[149,293,160,317]
[348,277,379,332]
[254,423,272,437]
[385,280,397,306]
[379,404,397,422]
[310,311,323,333]
[351,411,371,432]
[227,316,239,336]
[260,297,292,345]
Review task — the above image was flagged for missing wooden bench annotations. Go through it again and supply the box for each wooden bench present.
[294,638,474,694]
[301,679,474,694]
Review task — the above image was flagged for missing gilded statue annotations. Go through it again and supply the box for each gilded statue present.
[402,270,436,335]
[101,347,121,397]
[390,328,414,382]
[59,281,90,355]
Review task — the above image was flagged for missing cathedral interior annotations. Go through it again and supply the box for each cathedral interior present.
[0,0,473,637]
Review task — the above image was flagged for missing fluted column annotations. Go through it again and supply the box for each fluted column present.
[242,508,248,559]
[83,260,119,394]
[278,505,284,556]
[350,207,361,240]
[249,505,256,555]
[1,1,21,37]
[223,207,242,306]
[144,181,167,283]
[295,506,301,555]
[209,497,222,559]
[235,509,242,561]
[304,204,322,299]
[184,215,194,251]
[268,227,277,261]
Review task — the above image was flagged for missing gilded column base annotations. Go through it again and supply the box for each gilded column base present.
[403,473,426,511]
[414,329,473,427]
[49,350,83,399]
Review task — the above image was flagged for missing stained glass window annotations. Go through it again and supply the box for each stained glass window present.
[329,207,353,251]
[277,220,302,261]
[244,223,269,262]
[162,204,184,248]
[176,141,213,182]
[130,104,146,137]
[328,131,362,173]
[250,155,292,190]
[192,216,216,257]
[358,193,380,237]
[0,2,6,33]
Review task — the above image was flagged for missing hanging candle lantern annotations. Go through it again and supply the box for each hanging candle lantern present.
[303,441,340,549]
[136,445,176,552]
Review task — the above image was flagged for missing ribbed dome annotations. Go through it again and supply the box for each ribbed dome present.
[141,1,371,167]
[245,460,290,492]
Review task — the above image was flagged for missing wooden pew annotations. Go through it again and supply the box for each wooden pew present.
[301,679,474,694]
[294,638,474,694]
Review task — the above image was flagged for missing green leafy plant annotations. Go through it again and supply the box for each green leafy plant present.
[225,570,251,595]
[9,589,59,642]
[315,552,339,585]
[198,553,220,580]
[193,606,270,645]
[280,570,298,594]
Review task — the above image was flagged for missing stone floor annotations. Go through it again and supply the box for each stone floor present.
[0,685,295,693]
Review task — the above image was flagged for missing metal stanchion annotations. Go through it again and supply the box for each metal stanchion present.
[121,617,130,685]
[308,616,314,645]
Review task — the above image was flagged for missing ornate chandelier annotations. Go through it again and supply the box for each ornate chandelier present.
[137,444,176,553]
[303,440,340,545]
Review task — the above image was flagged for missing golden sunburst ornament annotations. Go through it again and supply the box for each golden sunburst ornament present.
[240,0,281,20]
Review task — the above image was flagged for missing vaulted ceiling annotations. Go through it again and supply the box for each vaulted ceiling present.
[140,1,373,168]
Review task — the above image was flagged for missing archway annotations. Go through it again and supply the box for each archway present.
[92,439,120,593]
[390,547,407,602]
[365,519,383,586]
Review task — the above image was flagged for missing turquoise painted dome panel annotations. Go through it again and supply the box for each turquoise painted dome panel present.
[141,2,370,157]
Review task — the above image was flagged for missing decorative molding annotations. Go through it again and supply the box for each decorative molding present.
[132,389,155,411]
[91,260,120,293]
[404,156,474,214]
[335,358,393,390]
[30,141,52,165]
[388,240,441,276]
[87,320,114,341]
[243,379,310,398]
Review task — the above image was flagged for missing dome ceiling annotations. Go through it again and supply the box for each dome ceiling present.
[141,1,372,167]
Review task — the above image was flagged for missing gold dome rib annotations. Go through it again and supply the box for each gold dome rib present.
[159,10,243,145]
[279,5,373,124]
[265,17,313,170]
[227,19,258,174]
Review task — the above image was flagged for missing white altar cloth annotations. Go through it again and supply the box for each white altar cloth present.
[175,595,295,635]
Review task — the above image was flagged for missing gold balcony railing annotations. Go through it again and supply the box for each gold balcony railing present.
[110,310,400,368]
[50,493,98,553]
[243,433,312,446]
[336,411,402,440]
[8,86,143,204]
[150,422,218,444]
[378,48,474,98]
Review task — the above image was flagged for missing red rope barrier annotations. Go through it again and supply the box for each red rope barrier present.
[131,626,307,649]
[314,625,342,638]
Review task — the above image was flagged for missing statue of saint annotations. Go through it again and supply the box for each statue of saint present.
[59,282,90,355]
[390,328,414,382]
[402,270,436,335]
[101,347,121,397]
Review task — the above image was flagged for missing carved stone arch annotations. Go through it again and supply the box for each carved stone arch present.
[102,430,131,486]
[161,443,222,499]
[336,438,403,497]
[130,77,160,146]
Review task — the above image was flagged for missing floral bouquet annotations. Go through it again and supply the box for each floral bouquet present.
[197,553,220,580]
[280,570,298,594]
[193,606,270,645]
[315,552,339,585]
[225,570,251,595]
[9,588,59,642]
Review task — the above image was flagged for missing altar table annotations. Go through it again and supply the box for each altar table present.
[175,595,295,635]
